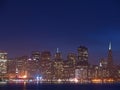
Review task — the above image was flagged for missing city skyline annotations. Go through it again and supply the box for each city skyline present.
[0,0,120,64]
[0,42,116,65]
[1,41,118,84]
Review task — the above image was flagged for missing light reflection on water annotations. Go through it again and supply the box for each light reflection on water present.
[0,83,120,90]
[23,82,26,90]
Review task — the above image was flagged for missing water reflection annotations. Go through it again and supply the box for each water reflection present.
[1,83,120,90]
[23,82,26,90]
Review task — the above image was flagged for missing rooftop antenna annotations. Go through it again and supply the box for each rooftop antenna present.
[109,42,111,50]
[57,48,59,53]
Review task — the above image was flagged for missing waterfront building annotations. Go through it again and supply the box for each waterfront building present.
[0,51,8,79]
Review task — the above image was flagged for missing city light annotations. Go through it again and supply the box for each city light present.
[58,79,62,83]
[23,75,27,79]
[74,78,78,83]
[1,43,120,84]
[91,79,102,83]
[36,76,42,81]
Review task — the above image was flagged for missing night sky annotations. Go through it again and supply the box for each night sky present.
[0,0,120,64]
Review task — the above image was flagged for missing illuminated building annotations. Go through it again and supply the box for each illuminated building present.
[27,51,41,78]
[98,58,109,78]
[87,65,94,79]
[116,65,120,80]
[28,51,52,80]
[0,51,8,78]
[53,49,64,80]
[62,60,75,81]
[75,46,89,82]
[40,51,52,81]
[31,51,40,61]
[107,42,114,78]
[7,59,16,78]
[87,65,103,80]
[67,53,76,67]
[15,56,28,78]
[62,53,77,80]
[93,65,100,78]
[41,51,51,61]
[77,46,88,66]
[0,51,7,59]
[99,58,107,68]
[53,60,63,80]
[54,48,62,60]
[27,58,39,78]
[40,60,52,81]
[75,66,88,82]
[75,64,88,81]
[63,61,70,80]
[4,43,120,83]
[108,42,113,67]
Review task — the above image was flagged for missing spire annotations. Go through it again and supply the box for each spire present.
[109,42,111,50]
[57,48,59,53]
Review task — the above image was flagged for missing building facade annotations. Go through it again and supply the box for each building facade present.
[0,51,8,79]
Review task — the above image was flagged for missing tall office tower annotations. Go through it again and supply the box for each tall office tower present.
[76,46,88,80]
[54,48,62,60]
[67,53,76,66]
[77,46,88,66]
[0,51,8,78]
[27,51,41,78]
[107,42,114,78]
[15,56,28,78]
[40,51,52,80]
[107,42,113,68]
[7,59,16,78]
[53,48,63,79]
[63,53,77,79]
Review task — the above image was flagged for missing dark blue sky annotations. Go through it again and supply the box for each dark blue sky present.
[0,0,120,64]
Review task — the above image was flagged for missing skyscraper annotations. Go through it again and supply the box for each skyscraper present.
[54,48,62,61]
[107,42,114,78]
[15,56,28,78]
[77,46,88,66]
[67,53,76,66]
[40,51,52,80]
[0,51,7,78]
[75,46,89,81]
[107,42,113,68]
